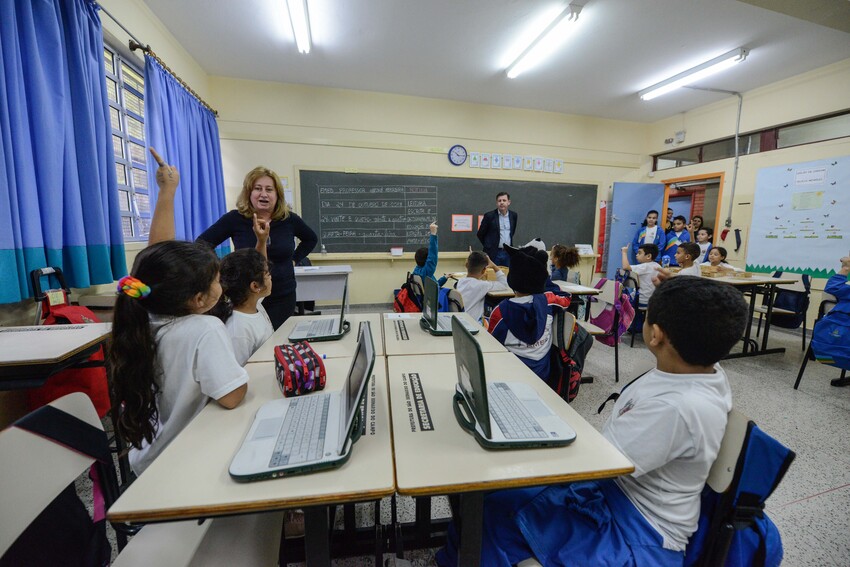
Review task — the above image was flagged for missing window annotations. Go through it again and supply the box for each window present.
[104,45,149,241]
[653,110,850,171]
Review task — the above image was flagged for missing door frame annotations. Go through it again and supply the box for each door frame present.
[660,172,725,244]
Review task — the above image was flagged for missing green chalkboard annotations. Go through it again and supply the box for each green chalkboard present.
[298,170,597,253]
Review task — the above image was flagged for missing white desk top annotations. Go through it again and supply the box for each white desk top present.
[108,359,394,523]
[382,313,507,356]
[708,275,796,286]
[551,281,600,295]
[387,354,633,496]
[294,265,352,275]
[247,313,384,363]
[0,323,111,366]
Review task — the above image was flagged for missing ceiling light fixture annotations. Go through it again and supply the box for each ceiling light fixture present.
[286,0,312,54]
[639,47,748,101]
[506,3,584,79]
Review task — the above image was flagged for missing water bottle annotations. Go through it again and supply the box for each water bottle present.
[321,244,327,255]
[661,256,670,268]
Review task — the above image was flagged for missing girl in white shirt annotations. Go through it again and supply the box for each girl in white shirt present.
[211,249,274,365]
[108,150,249,475]
[705,246,743,271]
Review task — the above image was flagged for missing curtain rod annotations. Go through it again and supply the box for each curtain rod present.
[97,3,219,117]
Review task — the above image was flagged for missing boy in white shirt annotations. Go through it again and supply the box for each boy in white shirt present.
[437,276,749,566]
[455,250,509,323]
[621,243,661,307]
[676,242,702,276]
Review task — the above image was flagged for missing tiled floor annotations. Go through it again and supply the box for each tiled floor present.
[101,307,850,565]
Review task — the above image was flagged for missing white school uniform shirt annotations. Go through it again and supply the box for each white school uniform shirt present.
[628,261,660,306]
[603,365,732,551]
[225,302,273,366]
[678,264,701,277]
[697,241,711,259]
[455,270,509,323]
[129,314,249,475]
[643,225,658,244]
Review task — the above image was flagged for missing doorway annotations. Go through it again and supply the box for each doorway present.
[662,173,724,242]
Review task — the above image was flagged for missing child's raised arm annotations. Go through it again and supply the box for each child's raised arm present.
[253,214,270,258]
[621,245,633,271]
[147,147,180,245]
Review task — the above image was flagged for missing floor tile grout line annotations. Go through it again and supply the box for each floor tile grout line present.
[773,482,850,510]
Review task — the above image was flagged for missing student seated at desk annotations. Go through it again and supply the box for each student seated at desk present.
[109,149,249,476]
[437,276,749,566]
[488,245,570,380]
[702,246,743,271]
[621,243,660,307]
[676,242,702,277]
[456,250,509,323]
[413,222,448,287]
[209,249,274,366]
[550,243,581,285]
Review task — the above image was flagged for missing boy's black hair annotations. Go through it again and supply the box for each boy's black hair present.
[647,276,747,365]
[679,242,701,261]
[638,243,659,260]
[700,227,714,238]
[673,215,687,223]
[467,251,489,274]
[415,247,428,267]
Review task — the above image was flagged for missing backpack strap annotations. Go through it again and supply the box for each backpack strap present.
[596,369,651,414]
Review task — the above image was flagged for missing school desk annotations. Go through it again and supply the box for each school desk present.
[382,312,508,356]
[386,353,634,567]
[0,323,111,389]
[293,264,352,303]
[107,359,394,567]
[246,313,385,363]
[709,275,797,359]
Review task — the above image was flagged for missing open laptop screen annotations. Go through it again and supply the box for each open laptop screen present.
[336,281,349,332]
[336,322,374,454]
[451,316,492,438]
[422,276,439,329]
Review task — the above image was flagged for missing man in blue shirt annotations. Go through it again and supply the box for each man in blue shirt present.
[477,192,518,267]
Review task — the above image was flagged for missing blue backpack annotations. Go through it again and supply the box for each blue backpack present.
[685,422,795,567]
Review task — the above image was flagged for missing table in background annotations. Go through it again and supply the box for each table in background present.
[382,313,507,356]
[293,264,352,303]
[0,323,111,389]
[387,353,633,566]
[247,313,385,363]
[107,359,394,566]
[710,275,796,359]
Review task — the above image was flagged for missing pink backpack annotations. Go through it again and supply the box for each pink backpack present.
[589,279,636,346]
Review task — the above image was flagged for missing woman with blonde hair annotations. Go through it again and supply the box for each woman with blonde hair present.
[198,166,317,328]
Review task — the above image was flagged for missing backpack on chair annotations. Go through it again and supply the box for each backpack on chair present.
[589,278,636,347]
[546,308,594,403]
[393,273,423,313]
[27,268,111,418]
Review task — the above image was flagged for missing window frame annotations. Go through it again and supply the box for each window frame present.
[104,44,150,242]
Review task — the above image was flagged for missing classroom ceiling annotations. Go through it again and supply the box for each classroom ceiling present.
[140,0,850,123]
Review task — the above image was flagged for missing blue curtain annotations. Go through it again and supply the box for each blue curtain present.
[144,56,228,249]
[0,0,127,304]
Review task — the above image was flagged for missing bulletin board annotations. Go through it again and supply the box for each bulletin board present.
[747,156,849,277]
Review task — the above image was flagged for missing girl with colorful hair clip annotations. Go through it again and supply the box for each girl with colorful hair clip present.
[108,148,249,475]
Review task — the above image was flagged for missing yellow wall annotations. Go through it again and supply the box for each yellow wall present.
[643,59,850,326]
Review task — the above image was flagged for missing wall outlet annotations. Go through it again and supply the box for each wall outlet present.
[664,137,674,144]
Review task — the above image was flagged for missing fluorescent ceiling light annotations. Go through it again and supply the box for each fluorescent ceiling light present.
[506,4,582,79]
[639,48,748,101]
[286,0,312,54]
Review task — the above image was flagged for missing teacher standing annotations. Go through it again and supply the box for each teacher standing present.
[477,191,517,267]
[198,166,317,329]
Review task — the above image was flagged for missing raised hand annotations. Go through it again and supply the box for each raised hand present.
[149,147,179,197]
[253,214,270,258]
[147,147,179,245]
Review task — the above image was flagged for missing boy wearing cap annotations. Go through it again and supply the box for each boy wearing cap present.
[438,276,749,566]
[488,244,570,380]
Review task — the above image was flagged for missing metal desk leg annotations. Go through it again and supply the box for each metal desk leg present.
[304,505,331,566]
[457,491,485,567]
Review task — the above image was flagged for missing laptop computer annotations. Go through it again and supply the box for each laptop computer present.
[450,316,576,449]
[288,281,351,342]
[230,321,375,482]
[419,276,479,336]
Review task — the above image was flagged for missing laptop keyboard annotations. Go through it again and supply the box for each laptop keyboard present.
[488,383,547,439]
[303,318,335,337]
[269,394,331,467]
